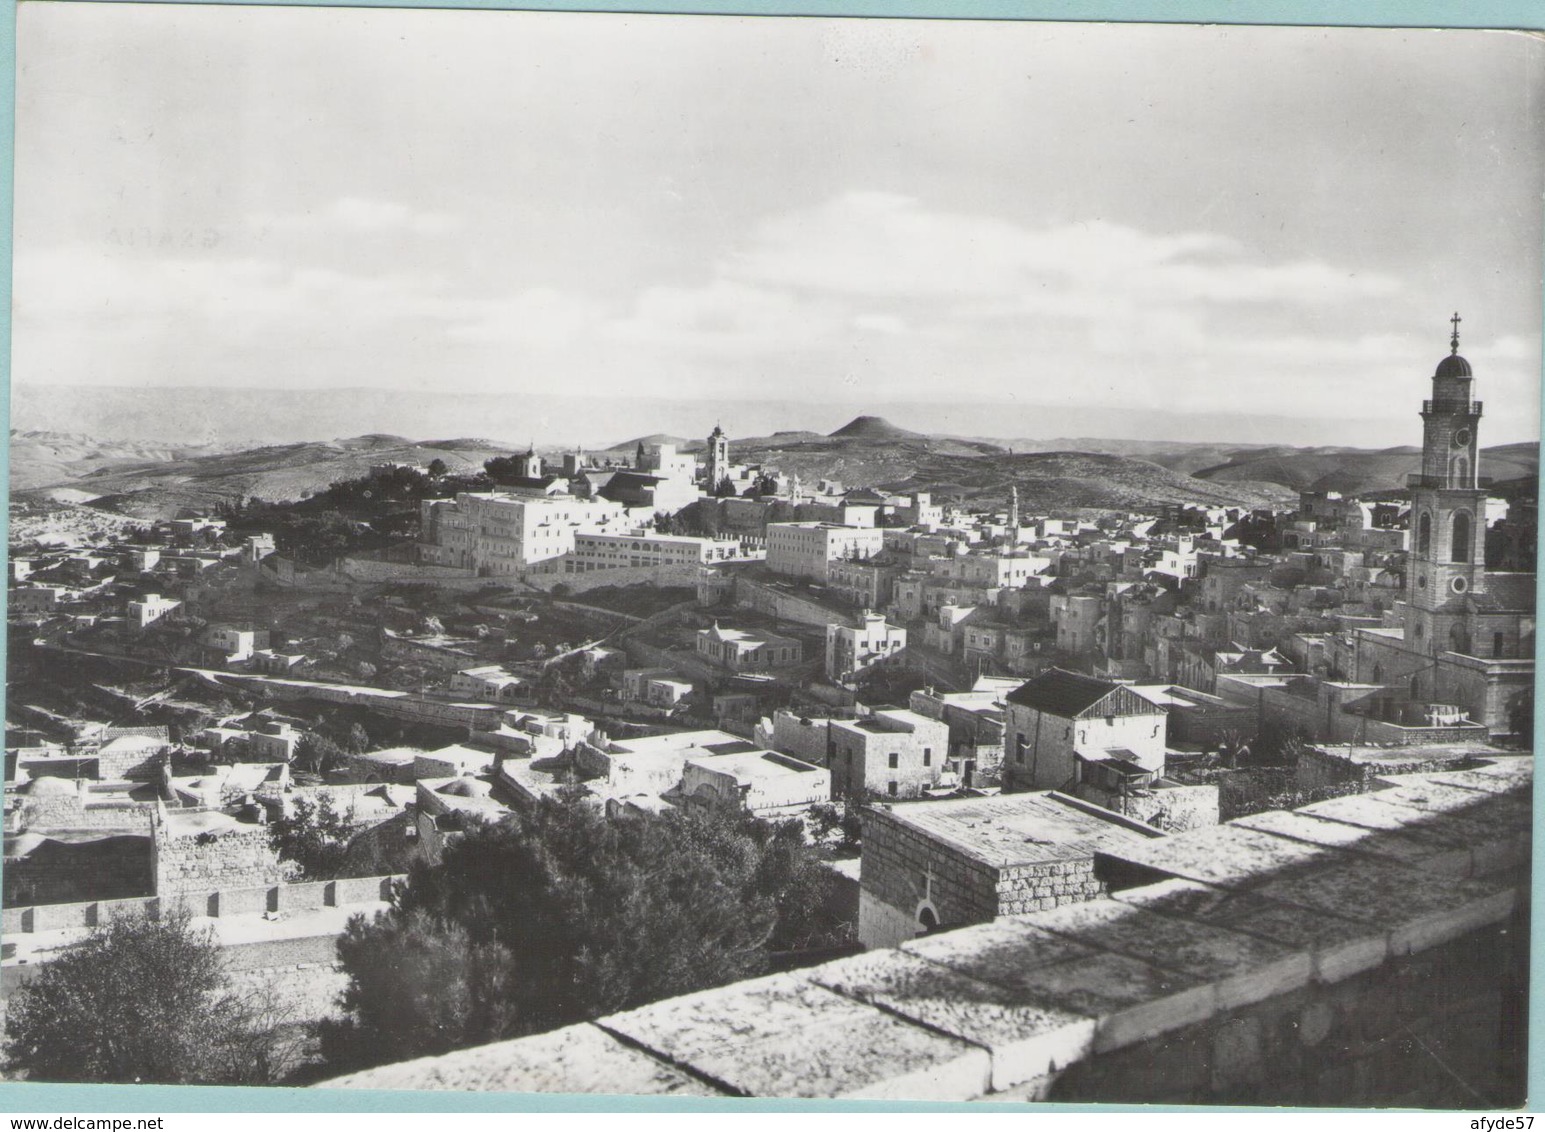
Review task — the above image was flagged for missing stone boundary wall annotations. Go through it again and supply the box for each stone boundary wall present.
[338,558,477,582]
[210,674,505,732]
[528,564,708,594]
[319,757,1531,1105]
[2,875,403,934]
[1235,680,1489,748]
[734,577,859,631]
[1296,747,1476,794]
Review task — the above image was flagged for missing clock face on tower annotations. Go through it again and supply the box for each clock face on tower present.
[1453,428,1471,448]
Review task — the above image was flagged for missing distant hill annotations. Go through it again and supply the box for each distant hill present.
[8,430,248,492]
[9,433,519,520]
[829,415,924,441]
[14,416,1533,528]
[1191,444,1538,496]
[720,429,1292,510]
[877,450,1295,511]
[598,433,699,454]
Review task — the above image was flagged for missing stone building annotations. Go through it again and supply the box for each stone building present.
[1002,668,1167,794]
[825,612,907,683]
[857,790,1163,949]
[679,750,831,816]
[419,492,625,575]
[765,522,885,581]
[695,623,804,672]
[826,709,949,800]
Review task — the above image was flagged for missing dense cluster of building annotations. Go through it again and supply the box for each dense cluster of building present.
[3,327,1536,1078]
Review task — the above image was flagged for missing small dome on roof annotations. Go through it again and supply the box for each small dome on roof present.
[438,777,491,798]
[23,776,77,797]
[1435,354,1473,379]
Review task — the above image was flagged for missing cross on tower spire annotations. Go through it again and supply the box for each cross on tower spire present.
[1450,311,1462,355]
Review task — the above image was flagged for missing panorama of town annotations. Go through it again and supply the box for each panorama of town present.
[2,329,1535,1103]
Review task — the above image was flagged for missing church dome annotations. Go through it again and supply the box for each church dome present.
[1435,354,1472,379]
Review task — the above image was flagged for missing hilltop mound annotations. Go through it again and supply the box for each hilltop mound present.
[600,433,698,454]
[829,416,922,441]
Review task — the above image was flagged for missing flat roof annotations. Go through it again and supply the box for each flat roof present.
[877,790,1161,869]
[1311,743,1507,767]
[687,750,822,778]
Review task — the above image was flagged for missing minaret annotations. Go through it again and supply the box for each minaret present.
[1007,485,1020,543]
[1404,313,1488,656]
[706,423,730,488]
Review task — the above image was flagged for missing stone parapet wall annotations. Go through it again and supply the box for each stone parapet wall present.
[1,875,404,934]
[320,757,1531,1105]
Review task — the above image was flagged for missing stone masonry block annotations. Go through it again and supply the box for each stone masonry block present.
[1097,824,1329,889]
[1254,856,1514,960]
[813,950,1098,1093]
[1013,898,1310,1012]
[599,971,991,1100]
[900,917,1213,1056]
[323,1022,722,1095]
[1232,810,1444,869]
[1112,878,1388,985]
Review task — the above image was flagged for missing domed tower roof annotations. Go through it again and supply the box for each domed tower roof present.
[1435,354,1472,379]
[1436,310,1473,378]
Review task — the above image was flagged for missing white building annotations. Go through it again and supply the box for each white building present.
[450,665,527,703]
[128,593,181,631]
[826,612,907,683]
[826,709,950,800]
[568,531,741,573]
[766,522,886,581]
[204,626,256,663]
[420,492,626,575]
[680,750,831,816]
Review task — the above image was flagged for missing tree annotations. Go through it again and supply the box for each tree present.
[296,733,346,775]
[318,909,520,1073]
[714,476,738,498]
[808,800,864,853]
[484,455,526,483]
[319,798,848,1073]
[427,458,449,479]
[268,792,356,880]
[4,909,297,1085]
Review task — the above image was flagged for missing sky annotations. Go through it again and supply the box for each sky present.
[10,5,1545,447]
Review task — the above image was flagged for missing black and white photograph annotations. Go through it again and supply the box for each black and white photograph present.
[2,3,1540,1110]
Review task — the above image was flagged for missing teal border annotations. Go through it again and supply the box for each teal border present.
[0,0,1541,1116]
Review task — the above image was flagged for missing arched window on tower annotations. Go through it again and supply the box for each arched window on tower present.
[1453,456,1469,486]
[1451,512,1472,564]
[1417,513,1431,555]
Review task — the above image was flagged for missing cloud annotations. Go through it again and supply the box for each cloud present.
[249,196,462,237]
[11,243,595,386]
[586,191,1413,402]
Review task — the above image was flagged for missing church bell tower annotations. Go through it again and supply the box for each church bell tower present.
[1404,313,1488,654]
[705,423,730,487]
